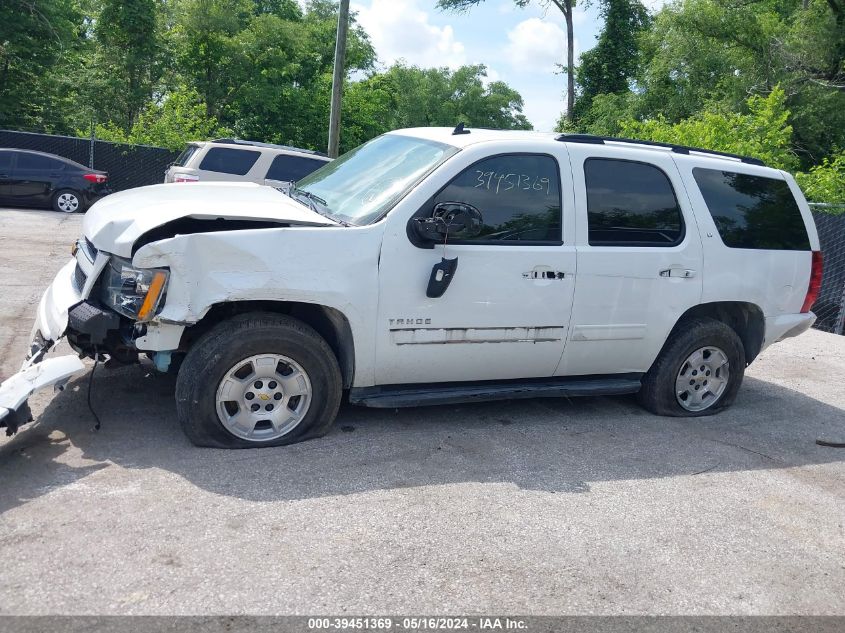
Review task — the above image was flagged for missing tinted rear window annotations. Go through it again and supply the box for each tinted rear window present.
[174,144,200,167]
[199,147,260,175]
[265,154,327,182]
[693,168,810,250]
[585,158,684,246]
[0,151,11,171]
[16,152,65,171]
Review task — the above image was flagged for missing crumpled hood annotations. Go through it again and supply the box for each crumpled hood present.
[83,181,338,257]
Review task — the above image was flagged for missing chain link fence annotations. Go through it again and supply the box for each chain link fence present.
[0,129,179,192]
[810,207,845,335]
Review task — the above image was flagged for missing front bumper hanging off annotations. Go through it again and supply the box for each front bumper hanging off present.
[0,355,85,434]
[0,258,90,434]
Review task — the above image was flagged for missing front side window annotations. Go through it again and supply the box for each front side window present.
[693,168,810,250]
[585,158,684,246]
[427,154,562,243]
[199,147,261,175]
[266,154,327,182]
[296,134,458,226]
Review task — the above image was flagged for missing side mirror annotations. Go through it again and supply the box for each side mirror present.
[412,202,483,243]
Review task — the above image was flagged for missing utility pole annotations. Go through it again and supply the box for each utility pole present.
[89,118,95,168]
[327,0,350,158]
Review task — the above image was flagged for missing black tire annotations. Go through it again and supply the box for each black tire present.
[175,312,342,448]
[637,317,745,417]
[52,189,84,213]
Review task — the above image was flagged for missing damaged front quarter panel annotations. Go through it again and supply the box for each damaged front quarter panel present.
[131,223,384,386]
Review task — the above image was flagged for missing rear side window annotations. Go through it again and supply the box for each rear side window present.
[693,168,810,250]
[16,152,64,171]
[265,154,327,182]
[585,159,684,246]
[0,151,11,171]
[199,147,260,175]
[174,144,199,167]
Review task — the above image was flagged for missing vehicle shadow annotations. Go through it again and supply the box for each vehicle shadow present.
[0,361,843,513]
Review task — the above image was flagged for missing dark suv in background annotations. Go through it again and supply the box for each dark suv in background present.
[0,149,111,213]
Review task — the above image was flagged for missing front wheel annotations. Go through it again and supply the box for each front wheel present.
[175,313,342,448]
[638,317,745,417]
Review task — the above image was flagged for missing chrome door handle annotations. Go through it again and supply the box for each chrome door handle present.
[659,268,696,278]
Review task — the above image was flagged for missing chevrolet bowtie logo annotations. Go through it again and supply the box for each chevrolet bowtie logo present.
[258,394,270,401]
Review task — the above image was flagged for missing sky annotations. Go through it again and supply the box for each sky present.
[341,0,665,132]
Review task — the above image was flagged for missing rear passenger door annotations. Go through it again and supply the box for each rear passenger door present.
[558,145,704,377]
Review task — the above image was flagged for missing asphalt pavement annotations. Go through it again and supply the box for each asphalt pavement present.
[0,208,843,615]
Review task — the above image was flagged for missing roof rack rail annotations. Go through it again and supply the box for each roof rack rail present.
[555,134,765,166]
[211,138,329,158]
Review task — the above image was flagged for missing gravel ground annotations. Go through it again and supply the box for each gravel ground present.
[0,208,843,615]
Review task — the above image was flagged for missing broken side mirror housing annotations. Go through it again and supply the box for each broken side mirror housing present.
[410,202,484,244]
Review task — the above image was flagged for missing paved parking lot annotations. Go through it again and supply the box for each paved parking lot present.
[0,208,843,615]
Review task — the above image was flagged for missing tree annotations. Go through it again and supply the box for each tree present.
[630,0,845,166]
[570,0,649,123]
[93,87,229,150]
[174,0,255,120]
[437,0,578,122]
[620,86,798,171]
[343,63,531,145]
[795,151,845,205]
[0,0,84,132]
[91,0,165,130]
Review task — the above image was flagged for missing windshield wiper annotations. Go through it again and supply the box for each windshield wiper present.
[287,186,352,227]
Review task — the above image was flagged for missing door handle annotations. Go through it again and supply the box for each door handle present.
[523,270,567,280]
[659,268,696,278]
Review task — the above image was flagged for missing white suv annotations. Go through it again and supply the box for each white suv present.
[164,139,331,185]
[0,127,823,448]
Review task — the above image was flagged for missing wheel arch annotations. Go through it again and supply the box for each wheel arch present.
[672,301,765,365]
[180,300,355,389]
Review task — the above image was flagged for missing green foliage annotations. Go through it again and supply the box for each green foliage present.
[91,0,164,130]
[0,0,85,132]
[92,88,229,150]
[620,87,798,171]
[343,64,531,153]
[572,0,650,122]
[795,151,845,206]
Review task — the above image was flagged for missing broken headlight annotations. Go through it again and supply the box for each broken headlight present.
[100,256,169,322]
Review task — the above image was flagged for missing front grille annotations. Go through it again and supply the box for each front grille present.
[72,262,87,293]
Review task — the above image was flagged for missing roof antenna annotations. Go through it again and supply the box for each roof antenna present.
[452,122,470,136]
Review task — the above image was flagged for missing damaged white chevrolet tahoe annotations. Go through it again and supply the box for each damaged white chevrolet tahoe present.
[0,127,823,448]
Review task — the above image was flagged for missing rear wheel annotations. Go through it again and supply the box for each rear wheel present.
[638,317,745,417]
[175,312,342,448]
[52,189,83,213]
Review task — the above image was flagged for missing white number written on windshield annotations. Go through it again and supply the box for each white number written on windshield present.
[475,171,551,195]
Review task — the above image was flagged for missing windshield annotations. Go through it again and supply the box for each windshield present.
[294,134,458,225]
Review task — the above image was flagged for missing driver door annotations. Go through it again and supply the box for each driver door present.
[375,145,577,385]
